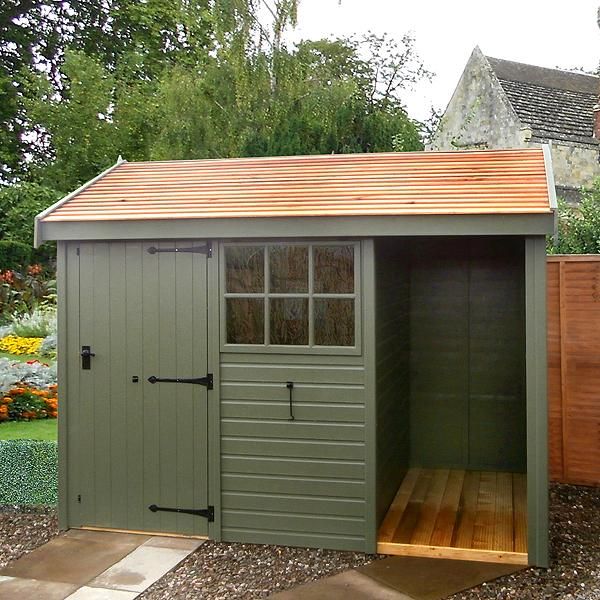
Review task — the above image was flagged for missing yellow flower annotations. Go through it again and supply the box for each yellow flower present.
[0,335,43,355]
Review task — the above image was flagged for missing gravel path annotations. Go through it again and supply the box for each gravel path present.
[0,484,598,599]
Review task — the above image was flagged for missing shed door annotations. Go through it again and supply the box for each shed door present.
[73,240,210,536]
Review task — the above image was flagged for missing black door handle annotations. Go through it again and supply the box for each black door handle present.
[81,346,95,370]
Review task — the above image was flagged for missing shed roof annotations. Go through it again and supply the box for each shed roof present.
[38,149,553,228]
[486,56,599,145]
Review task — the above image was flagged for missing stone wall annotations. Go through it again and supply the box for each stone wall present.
[427,48,523,151]
[428,48,600,201]
[535,140,600,192]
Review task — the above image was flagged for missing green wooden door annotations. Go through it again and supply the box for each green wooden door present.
[74,240,210,535]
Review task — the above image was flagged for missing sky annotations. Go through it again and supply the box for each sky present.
[288,0,599,121]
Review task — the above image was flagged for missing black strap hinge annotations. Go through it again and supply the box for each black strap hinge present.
[147,374,213,389]
[147,242,212,257]
[149,504,214,522]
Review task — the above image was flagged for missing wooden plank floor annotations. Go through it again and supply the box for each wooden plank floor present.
[377,468,528,564]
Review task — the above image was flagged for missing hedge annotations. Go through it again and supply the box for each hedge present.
[0,240,33,271]
[0,440,57,505]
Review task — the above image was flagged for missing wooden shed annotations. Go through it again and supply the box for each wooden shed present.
[35,148,554,567]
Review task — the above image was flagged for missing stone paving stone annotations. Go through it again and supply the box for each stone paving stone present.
[64,530,150,546]
[65,585,139,599]
[142,536,204,552]
[90,545,193,593]
[0,534,143,586]
[0,575,79,599]
[357,556,523,600]
[269,570,413,600]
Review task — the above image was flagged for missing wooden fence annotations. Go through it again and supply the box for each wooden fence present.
[548,255,600,486]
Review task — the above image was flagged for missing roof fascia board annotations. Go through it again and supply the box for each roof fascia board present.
[40,213,555,243]
[541,144,558,211]
[34,157,126,247]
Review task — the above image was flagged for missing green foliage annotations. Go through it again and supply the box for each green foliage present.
[6,1,427,196]
[11,307,57,338]
[548,183,600,254]
[0,440,57,505]
[0,183,61,263]
[0,240,32,271]
[0,269,56,318]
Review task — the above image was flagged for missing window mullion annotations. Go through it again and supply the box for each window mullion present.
[264,245,270,346]
[308,243,314,347]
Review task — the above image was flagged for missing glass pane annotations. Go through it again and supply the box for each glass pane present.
[314,299,355,346]
[314,246,354,293]
[270,298,308,345]
[226,298,264,344]
[225,246,264,293]
[269,246,308,293]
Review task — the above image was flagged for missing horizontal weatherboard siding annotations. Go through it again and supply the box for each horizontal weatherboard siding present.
[220,358,367,551]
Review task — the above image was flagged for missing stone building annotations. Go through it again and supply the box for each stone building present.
[428,47,600,203]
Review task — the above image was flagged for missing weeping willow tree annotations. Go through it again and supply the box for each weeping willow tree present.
[19,0,427,193]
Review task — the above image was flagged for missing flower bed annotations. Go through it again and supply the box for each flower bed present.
[0,335,43,356]
[0,359,57,423]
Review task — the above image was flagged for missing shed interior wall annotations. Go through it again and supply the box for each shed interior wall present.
[375,239,411,525]
[375,236,527,526]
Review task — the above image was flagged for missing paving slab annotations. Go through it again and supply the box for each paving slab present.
[64,529,151,546]
[357,556,523,600]
[89,544,194,593]
[0,575,79,600]
[143,536,205,552]
[269,570,414,600]
[65,586,139,599]
[0,532,145,585]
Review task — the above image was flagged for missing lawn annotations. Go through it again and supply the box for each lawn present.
[0,419,57,441]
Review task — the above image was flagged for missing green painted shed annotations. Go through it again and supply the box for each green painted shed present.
[35,148,554,567]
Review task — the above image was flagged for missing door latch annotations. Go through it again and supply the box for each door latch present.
[81,346,95,370]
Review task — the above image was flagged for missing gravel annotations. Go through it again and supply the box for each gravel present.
[0,505,58,569]
[0,484,598,599]
[449,484,600,600]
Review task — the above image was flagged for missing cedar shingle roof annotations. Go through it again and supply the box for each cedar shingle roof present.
[38,149,553,223]
[486,56,599,145]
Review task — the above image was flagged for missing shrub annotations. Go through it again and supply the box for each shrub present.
[0,358,57,394]
[0,240,33,271]
[11,306,56,338]
[548,182,600,254]
[0,335,43,356]
[40,333,57,359]
[0,268,56,318]
[0,440,57,505]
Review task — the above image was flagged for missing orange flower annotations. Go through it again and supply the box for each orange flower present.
[1,397,12,404]
[27,264,43,276]
[9,388,25,396]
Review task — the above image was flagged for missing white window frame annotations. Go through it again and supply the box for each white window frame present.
[220,240,362,355]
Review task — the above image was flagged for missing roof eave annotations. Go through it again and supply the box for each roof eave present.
[34,156,127,248]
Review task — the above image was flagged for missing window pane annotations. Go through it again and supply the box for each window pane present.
[314,246,354,293]
[225,246,264,293]
[314,299,355,346]
[270,298,308,345]
[226,298,264,344]
[269,246,308,293]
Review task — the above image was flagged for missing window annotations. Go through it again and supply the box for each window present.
[223,242,359,349]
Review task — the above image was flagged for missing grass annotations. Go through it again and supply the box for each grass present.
[0,419,57,441]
